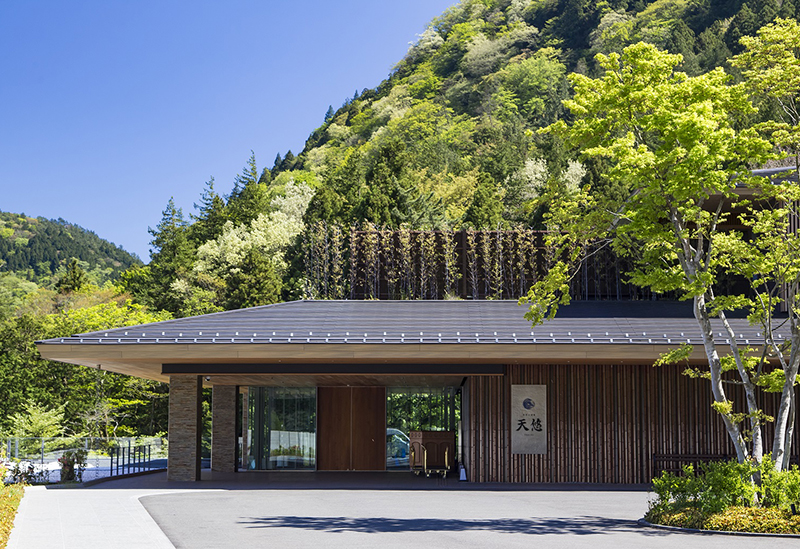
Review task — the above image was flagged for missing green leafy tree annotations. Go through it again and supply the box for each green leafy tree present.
[190,177,228,245]
[227,152,271,226]
[463,174,505,228]
[351,141,411,226]
[523,42,775,467]
[0,273,37,319]
[494,48,567,125]
[180,180,315,313]
[258,167,271,185]
[147,198,195,313]
[732,18,800,177]
[725,3,758,53]
[280,150,296,172]
[730,18,800,471]
[9,399,66,438]
[115,264,154,308]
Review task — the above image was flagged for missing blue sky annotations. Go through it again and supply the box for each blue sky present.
[0,1,457,261]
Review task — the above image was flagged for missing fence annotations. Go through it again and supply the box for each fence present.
[303,225,676,301]
[1,437,167,484]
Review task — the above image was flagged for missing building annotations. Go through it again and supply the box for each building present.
[36,299,799,483]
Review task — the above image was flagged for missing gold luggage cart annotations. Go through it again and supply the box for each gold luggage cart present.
[409,430,455,478]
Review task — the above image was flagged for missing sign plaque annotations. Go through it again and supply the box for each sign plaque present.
[511,385,547,454]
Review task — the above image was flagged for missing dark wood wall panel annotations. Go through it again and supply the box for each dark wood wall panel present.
[466,364,800,484]
[351,387,386,471]
[318,386,386,471]
[317,387,352,471]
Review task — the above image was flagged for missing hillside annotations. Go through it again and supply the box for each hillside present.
[0,210,142,285]
[122,0,799,317]
[274,0,798,229]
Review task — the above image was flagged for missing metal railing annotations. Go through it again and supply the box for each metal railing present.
[109,443,156,476]
[2,437,167,484]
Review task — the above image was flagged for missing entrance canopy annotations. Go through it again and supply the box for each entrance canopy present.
[35,300,774,386]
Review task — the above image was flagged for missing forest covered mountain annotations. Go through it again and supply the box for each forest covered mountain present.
[0,210,141,283]
[0,210,142,318]
[121,0,799,318]
[284,0,798,228]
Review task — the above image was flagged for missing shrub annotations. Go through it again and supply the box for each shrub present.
[698,459,758,513]
[58,449,87,483]
[650,459,756,516]
[0,483,24,548]
[759,459,800,510]
[647,456,800,533]
[705,507,800,534]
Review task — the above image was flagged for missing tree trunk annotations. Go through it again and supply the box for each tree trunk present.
[695,295,750,462]
[719,310,764,463]
[781,394,795,471]
[771,328,800,470]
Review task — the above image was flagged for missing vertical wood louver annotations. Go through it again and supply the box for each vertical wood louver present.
[465,364,800,484]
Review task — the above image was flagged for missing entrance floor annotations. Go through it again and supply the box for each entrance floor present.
[9,471,800,549]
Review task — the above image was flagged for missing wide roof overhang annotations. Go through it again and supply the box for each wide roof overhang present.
[36,300,782,386]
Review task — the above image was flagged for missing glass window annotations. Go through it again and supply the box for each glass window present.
[385,387,460,470]
[245,387,316,470]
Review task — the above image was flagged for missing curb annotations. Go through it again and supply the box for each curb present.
[637,518,800,538]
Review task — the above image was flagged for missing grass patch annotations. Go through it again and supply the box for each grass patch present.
[0,483,25,549]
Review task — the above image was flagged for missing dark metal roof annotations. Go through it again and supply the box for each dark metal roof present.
[37,300,785,347]
[751,167,799,182]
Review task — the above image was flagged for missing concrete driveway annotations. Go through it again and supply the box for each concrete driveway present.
[9,471,800,549]
[141,473,799,549]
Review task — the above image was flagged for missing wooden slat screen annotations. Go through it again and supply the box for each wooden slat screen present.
[465,364,800,484]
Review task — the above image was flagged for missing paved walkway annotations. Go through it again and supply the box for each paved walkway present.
[7,475,191,549]
[8,471,800,548]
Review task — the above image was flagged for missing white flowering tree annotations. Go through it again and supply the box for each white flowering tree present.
[195,180,314,277]
[171,180,315,315]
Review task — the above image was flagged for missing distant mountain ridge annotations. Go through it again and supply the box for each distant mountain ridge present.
[0,210,141,283]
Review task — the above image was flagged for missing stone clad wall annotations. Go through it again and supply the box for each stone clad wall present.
[168,375,202,481]
[212,385,237,473]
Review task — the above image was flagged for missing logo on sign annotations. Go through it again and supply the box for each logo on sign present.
[522,398,535,410]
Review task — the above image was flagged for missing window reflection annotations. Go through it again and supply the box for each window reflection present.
[385,387,460,470]
[245,387,316,470]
